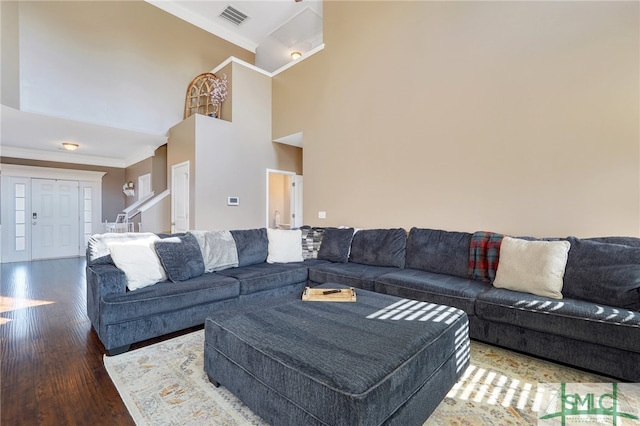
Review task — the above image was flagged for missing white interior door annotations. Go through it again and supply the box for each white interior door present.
[291,175,303,228]
[138,173,152,201]
[31,178,79,260]
[171,161,190,233]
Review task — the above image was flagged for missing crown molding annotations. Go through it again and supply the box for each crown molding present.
[0,144,159,169]
[0,163,106,182]
[145,0,258,52]
[212,44,325,78]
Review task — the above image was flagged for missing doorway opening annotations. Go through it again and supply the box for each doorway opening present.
[266,169,303,230]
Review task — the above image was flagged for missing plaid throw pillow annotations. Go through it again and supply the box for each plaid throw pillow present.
[468,231,504,282]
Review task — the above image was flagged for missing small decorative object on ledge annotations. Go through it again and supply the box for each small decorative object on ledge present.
[207,73,228,119]
[123,181,135,197]
[184,72,228,119]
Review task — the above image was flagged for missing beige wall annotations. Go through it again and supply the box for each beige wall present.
[14,0,254,135]
[273,1,640,238]
[124,144,167,228]
[125,144,167,206]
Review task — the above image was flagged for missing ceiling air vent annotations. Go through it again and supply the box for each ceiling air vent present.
[219,5,248,26]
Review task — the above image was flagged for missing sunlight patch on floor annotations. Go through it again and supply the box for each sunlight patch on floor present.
[0,296,54,313]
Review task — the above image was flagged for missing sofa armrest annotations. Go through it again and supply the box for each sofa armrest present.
[86,264,127,329]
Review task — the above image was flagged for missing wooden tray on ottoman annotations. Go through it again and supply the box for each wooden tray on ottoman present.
[302,287,356,302]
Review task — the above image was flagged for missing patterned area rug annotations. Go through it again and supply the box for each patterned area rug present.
[104,330,608,426]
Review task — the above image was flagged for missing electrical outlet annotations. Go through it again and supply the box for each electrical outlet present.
[318,211,326,219]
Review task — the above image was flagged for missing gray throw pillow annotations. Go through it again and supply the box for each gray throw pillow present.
[564,237,640,311]
[317,228,354,263]
[349,228,406,268]
[154,233,205,283]
[230,228,268,267]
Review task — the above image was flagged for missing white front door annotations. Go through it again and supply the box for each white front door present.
[31,178,79,260]
[171,161,190,233]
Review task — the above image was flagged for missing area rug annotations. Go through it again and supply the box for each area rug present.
[104,330,609,426]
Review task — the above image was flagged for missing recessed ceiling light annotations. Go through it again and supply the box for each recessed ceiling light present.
[62,143,79,151]
[291,51,302,60]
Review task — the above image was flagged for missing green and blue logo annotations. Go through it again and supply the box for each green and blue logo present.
[539,383,640,425]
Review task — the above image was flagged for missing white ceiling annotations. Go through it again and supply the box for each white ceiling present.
[1,1,321,168]
[145,0,322,63]
[147,1,323,71]
[1,105,164,168]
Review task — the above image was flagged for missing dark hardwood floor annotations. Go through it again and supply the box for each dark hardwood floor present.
[1,257,199,425]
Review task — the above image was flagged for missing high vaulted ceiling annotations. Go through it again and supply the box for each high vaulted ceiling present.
[147,0,323,72]
[1,1,321,168]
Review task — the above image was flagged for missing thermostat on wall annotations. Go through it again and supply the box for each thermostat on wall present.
[227,196,239,206]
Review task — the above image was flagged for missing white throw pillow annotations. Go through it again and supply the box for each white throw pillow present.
[267,228,304,263]
[493,237,571,299]
[108,236,167,291]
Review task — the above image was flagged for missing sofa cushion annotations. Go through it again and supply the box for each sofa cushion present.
[230,228,268,267]
[301,227,325,260]
[374,269,491,315]
[348,228,406,268]
[564,237,640,311]
[108,235,167,291]
[308,262,400,291]
[317,228,354,263]
[216,262,308,295]
[405,228,471,278]
[100,273,240,324]
[154,233,205,283]
[493,237,570,299]
[266,229,304,263]
[586,236,640,247]
[475,288,640,354]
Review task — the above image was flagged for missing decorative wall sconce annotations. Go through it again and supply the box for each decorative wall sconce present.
[123,181,135,197]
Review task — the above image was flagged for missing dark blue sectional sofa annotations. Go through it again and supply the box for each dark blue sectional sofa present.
[86,227,640,381]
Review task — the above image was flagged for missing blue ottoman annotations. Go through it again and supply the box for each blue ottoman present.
[204,284,470,425]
